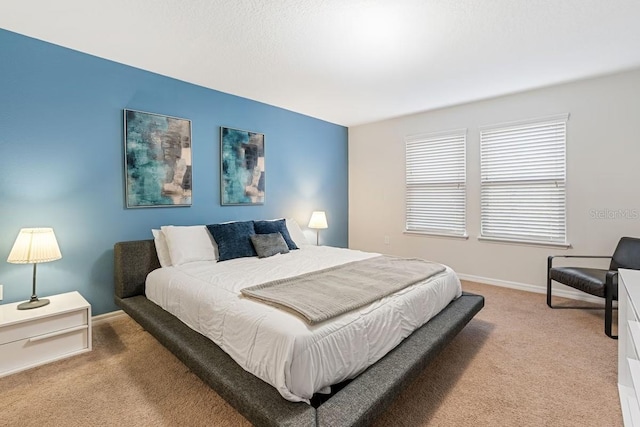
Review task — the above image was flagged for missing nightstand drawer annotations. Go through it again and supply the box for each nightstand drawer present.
[0,309,87,346]
[0,327,89,375]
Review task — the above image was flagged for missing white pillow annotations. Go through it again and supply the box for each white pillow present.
[161,225,218,266]
[286,218,311,246]
[151,229,172,267]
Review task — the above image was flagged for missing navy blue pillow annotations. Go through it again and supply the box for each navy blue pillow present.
[206,221,257,261]
[253,219,298,250]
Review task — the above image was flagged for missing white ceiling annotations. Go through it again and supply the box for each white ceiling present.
[1,0,640,126]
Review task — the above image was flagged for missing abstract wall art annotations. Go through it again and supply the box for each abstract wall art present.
[220,127,265,205]
[124,109,192,208]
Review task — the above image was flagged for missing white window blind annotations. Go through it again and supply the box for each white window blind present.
[480,114,568,245]
[405,130,466,236]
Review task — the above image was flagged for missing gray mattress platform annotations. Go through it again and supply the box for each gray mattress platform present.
[114,239,484,427]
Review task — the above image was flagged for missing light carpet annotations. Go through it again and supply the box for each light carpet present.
[0,281,622,426]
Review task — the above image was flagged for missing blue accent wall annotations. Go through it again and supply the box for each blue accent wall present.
[0,29,348,315]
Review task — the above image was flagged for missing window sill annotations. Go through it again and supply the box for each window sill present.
[477,236,571,249]
[404,230,469,240]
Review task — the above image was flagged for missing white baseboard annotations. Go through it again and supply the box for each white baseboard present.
[92,309,126,325]
[456,273,607,305]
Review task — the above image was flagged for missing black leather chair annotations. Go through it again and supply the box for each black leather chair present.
[547,237,640,339]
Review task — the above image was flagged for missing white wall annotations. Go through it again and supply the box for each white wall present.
[349,69,640,295]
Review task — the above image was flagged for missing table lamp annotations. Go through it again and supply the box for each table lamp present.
[308,211,328,246]
[7,227,62,310]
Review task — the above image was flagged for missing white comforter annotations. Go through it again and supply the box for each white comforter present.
[145,246,461,403]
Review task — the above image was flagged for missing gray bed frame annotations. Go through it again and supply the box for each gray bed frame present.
[114,239,484,427]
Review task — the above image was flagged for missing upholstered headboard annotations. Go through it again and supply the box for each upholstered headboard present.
[114,239,160,300]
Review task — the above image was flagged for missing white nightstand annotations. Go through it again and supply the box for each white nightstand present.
[0,291,92,377]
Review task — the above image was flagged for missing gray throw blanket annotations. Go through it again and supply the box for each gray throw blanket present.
[241,255,446,325]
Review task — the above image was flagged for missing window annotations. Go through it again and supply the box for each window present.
[480,114,568,245]
[405,129,467,237]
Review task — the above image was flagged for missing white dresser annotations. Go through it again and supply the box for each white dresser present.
[619,269,640,425]
[0,291,92,377]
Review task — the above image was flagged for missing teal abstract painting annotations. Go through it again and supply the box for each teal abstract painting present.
[124,110,192,208]
[220,127,265,205]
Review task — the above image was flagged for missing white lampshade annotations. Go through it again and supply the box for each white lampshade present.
[308,211,328,229]
[7,228,62,264]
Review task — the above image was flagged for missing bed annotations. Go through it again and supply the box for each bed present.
[114,228,484,426]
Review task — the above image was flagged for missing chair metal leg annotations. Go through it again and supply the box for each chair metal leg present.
[547,256,620,339]
[548,272,618,339]
[547,258,553,308]
[605,301,617,339]
[604,309,618,340]
[605,281,618,339]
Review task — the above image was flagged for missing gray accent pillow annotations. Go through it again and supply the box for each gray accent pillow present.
[250,233,290,258]
[253,219,299,250]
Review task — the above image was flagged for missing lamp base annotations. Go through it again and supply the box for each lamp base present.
[18,298,50,310]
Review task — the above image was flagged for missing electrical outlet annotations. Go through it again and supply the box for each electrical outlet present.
[384,236,390,245]
[0,284,3,301]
